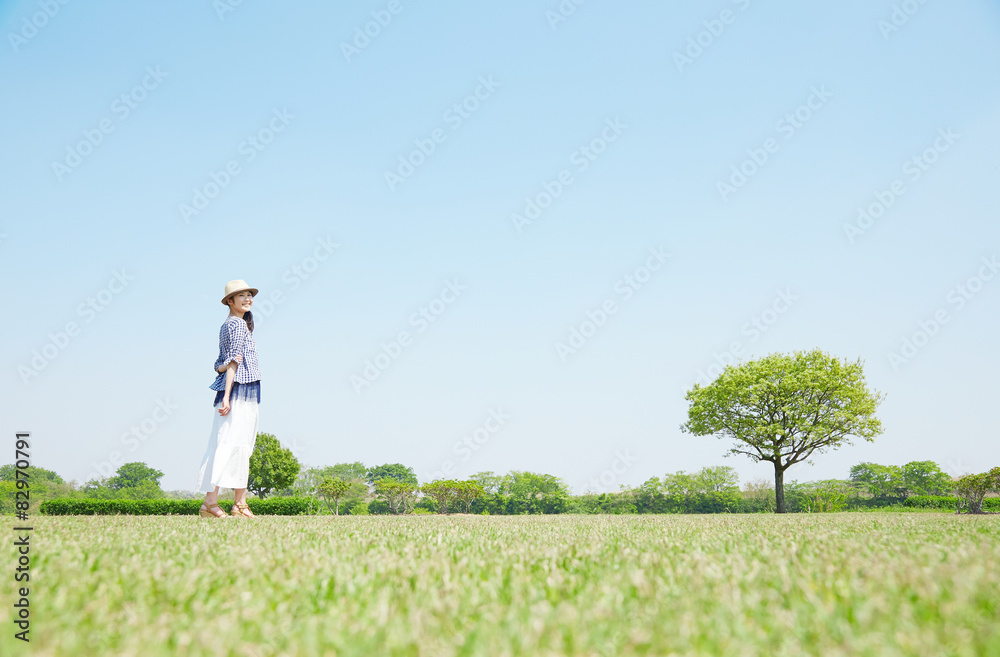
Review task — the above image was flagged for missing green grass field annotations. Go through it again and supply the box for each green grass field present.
[2,513,999,656]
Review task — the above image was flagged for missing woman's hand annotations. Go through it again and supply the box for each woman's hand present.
[218,397,231,416]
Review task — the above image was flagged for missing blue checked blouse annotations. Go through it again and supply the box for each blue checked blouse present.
[210,315,260,405]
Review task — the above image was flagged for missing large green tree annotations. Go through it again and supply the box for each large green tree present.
[901,460,952,496]
[248,433,301,499]
[682,349,884,513]
[849,462,905,500]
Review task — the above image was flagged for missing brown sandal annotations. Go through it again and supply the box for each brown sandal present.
[231,502,255,518]
[199,502,227,519]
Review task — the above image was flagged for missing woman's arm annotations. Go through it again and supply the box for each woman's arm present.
[216,320,249,373]
[217,353,242,373]
[218,360,239,416]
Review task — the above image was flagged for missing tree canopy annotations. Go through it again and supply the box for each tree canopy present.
[849,462,905,500]
[469,471,503,495]
[421,480,486,513]
[107,462,163,490]
[329,461,368,482]
[0,464,64,484]
[366,463,417,486]
[317,477,352,515]
[900,460,952,496]
[955,467,1000,513]
[291,462,369,497]
[682,349,884,513]
[248,433,301,499]
[373,478,417,514]
[501,471,570,498]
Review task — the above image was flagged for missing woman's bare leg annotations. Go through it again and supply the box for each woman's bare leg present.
[233,488,255,517]
[200,487,226,517]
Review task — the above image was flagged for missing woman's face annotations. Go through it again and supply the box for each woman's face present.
[228,290,253,313]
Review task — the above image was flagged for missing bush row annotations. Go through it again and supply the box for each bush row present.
[39,497,321,516]
[40,494,998,516]
[903,495,1000,511]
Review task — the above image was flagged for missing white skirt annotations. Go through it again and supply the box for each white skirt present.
[196,396,259,492]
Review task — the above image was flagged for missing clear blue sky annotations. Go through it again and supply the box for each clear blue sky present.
[2,0,999,493]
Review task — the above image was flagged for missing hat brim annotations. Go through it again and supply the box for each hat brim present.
[221,288,258,305]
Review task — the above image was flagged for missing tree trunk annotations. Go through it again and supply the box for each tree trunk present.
[774,466,786,514]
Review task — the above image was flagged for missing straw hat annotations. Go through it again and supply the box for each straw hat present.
[221,279,258,305]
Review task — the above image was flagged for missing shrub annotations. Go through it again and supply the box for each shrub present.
[954,468,1000,514]
[904,495,1000,512]
[39,497,320,516]
[368,500,391,515]
[567,493,638,515]
[904,496,960,510]
[251,496,321,515]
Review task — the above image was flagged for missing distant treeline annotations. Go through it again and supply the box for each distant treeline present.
[5,459,997,516]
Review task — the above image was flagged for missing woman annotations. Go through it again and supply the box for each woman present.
[197,280,261,519]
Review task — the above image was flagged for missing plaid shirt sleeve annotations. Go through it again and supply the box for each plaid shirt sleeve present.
[209,317,260,390]
[221,319,249,369]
